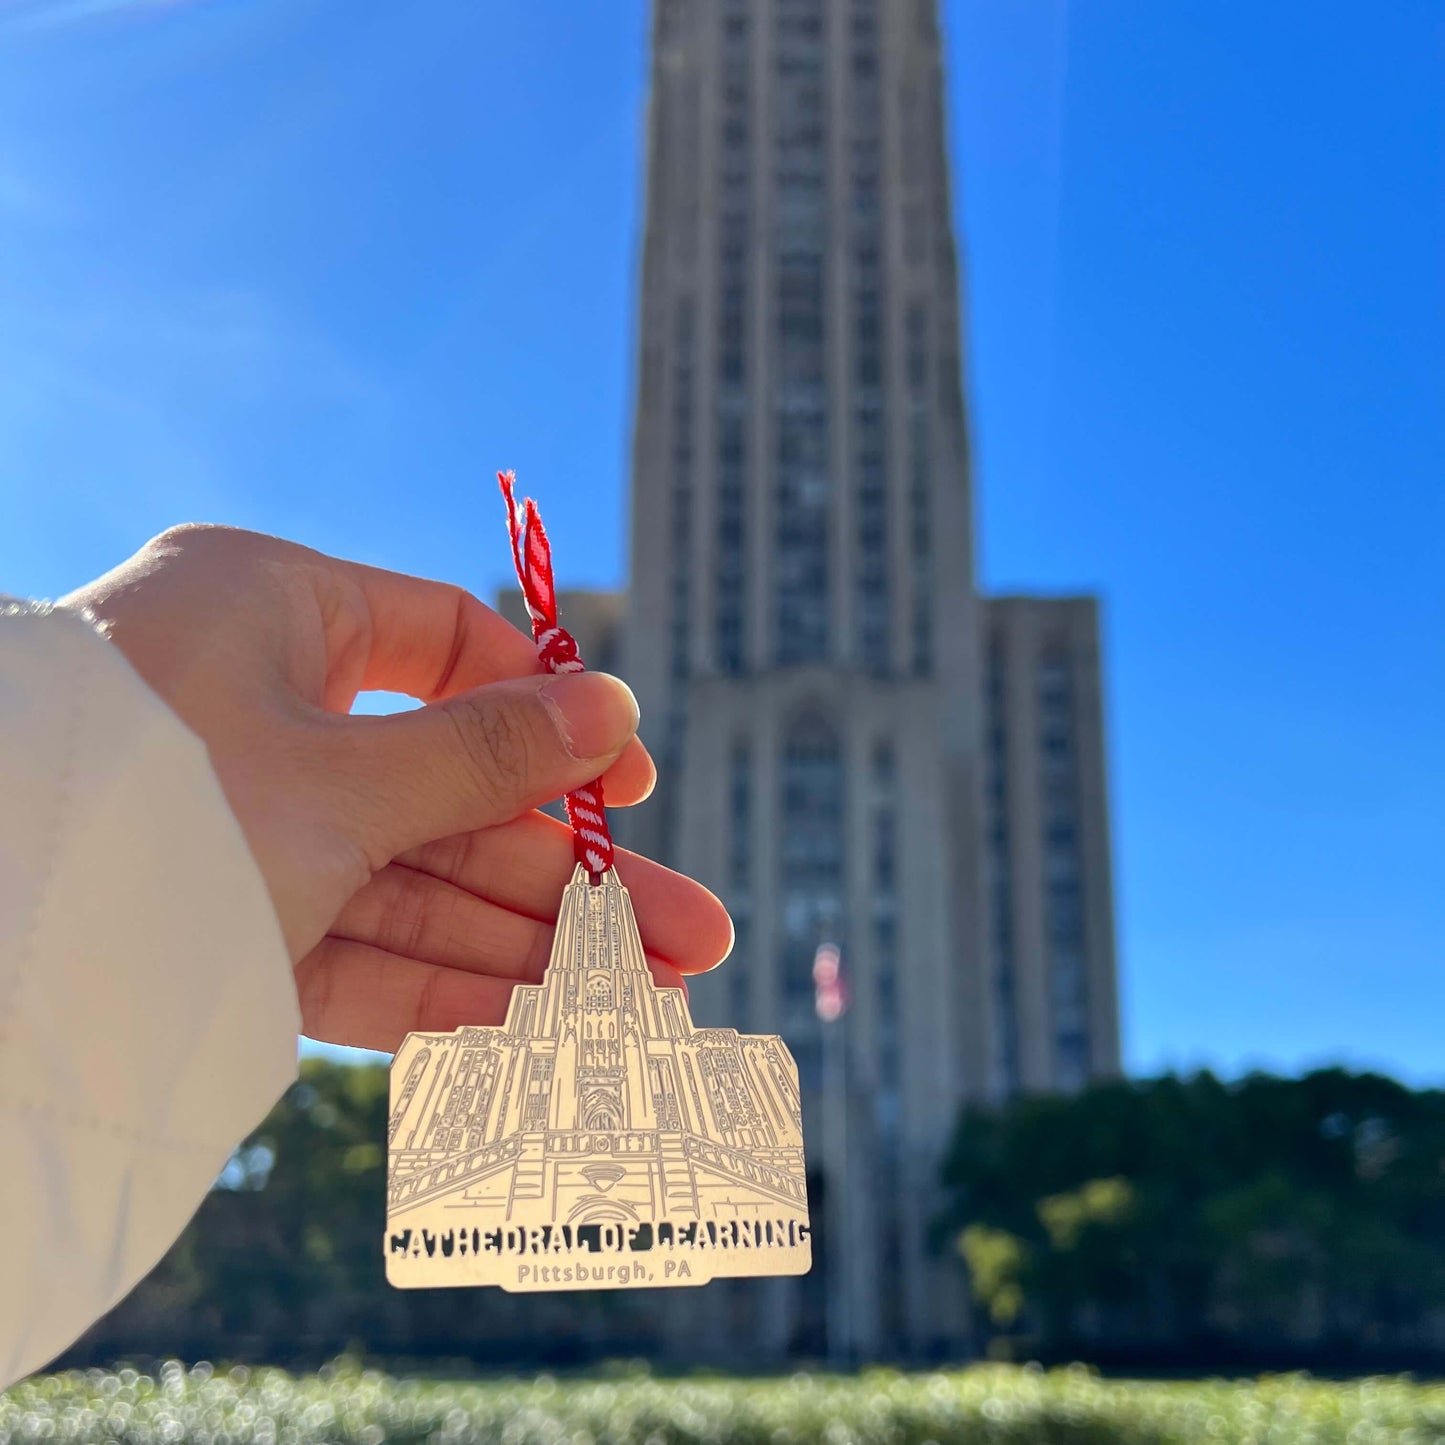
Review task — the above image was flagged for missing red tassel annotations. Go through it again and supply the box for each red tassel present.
[498,470,614,877]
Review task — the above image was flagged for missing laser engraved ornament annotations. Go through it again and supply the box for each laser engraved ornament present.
[383,475,812,1292]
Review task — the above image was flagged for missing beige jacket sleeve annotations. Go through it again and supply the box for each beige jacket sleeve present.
[0,601,300,1388]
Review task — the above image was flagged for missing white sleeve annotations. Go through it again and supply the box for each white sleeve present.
[0,600,300,1388]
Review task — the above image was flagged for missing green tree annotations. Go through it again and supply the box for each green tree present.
[69,1060,678,1367]
[940,1069,1445,1363]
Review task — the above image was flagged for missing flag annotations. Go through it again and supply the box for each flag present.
[812,942,849,1022]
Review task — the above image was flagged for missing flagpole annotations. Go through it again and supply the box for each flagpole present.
[814,940,851,1368]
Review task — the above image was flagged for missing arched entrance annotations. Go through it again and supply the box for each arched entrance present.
[581,1090,622,1130]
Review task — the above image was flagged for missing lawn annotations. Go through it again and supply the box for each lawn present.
[3,1362,1443,1445]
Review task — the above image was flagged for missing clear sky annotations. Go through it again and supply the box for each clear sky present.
[1,2,1439,1084]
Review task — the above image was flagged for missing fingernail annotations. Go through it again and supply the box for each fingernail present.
[539,672,640,761]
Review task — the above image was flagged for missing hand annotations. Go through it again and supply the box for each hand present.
[61,524,732,1053]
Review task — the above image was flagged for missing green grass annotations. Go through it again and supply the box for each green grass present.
[4,1363,1444,1445]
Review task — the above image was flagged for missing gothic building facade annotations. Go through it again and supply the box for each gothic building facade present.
[614,0,1121,1359]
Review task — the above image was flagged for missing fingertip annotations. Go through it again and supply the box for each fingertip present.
[634,746,658,801]
[687,886,735,974]
[599,737,657,806]
[610,852,736,976]
[538,671,639,762]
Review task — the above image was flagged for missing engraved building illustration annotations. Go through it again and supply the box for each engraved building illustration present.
[386,866,811,1291]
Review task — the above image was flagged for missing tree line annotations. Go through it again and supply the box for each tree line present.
[58,1062,1445,1372]
[939,1067,1445,1371]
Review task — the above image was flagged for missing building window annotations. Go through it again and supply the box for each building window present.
[669,300,695,692]
[729,739,751,890]
[731,917,751,1026]
[1055,1033,1089,1082]
[1038,650,1089,1088]
[909,405,933,676]
[872,699,902,1100]
[723,0,747,44]
[715,5,751,678]
[716,407,748,673]
[521,1057,553,1132]
[873,807,896,891]
[986,642,1020,1098]
[854,396,889,671]
[774,401,830,662]
[872,739,895,786]
[781,713,843,896]
[657,297,696,854]
[875,913,899,1092]
[792,1035,821,1094]
[779,711,844,1024]
[772,0,830,667]
[906,302,927,391]
[849,0,888,674]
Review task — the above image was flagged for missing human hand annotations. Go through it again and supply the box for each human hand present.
[61,524,731,1053]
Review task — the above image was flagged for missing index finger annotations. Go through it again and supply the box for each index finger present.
[331,558,542,701]
[396,810,735,976]
[327,557,657,801]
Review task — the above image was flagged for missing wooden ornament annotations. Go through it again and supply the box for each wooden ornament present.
[385,864,812,1291]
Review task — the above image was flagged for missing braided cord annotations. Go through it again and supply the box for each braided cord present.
[498,470,615,877]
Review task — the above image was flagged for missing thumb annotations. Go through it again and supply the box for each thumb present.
[332,671,640,863]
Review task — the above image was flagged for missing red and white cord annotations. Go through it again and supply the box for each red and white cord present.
[498,469,615,878]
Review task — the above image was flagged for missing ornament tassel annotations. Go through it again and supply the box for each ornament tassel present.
[498,469,616,878]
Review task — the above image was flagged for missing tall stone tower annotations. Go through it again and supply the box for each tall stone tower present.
[619,0,1119,1361]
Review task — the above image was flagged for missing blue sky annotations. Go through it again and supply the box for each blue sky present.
[1,1,1440,1084]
